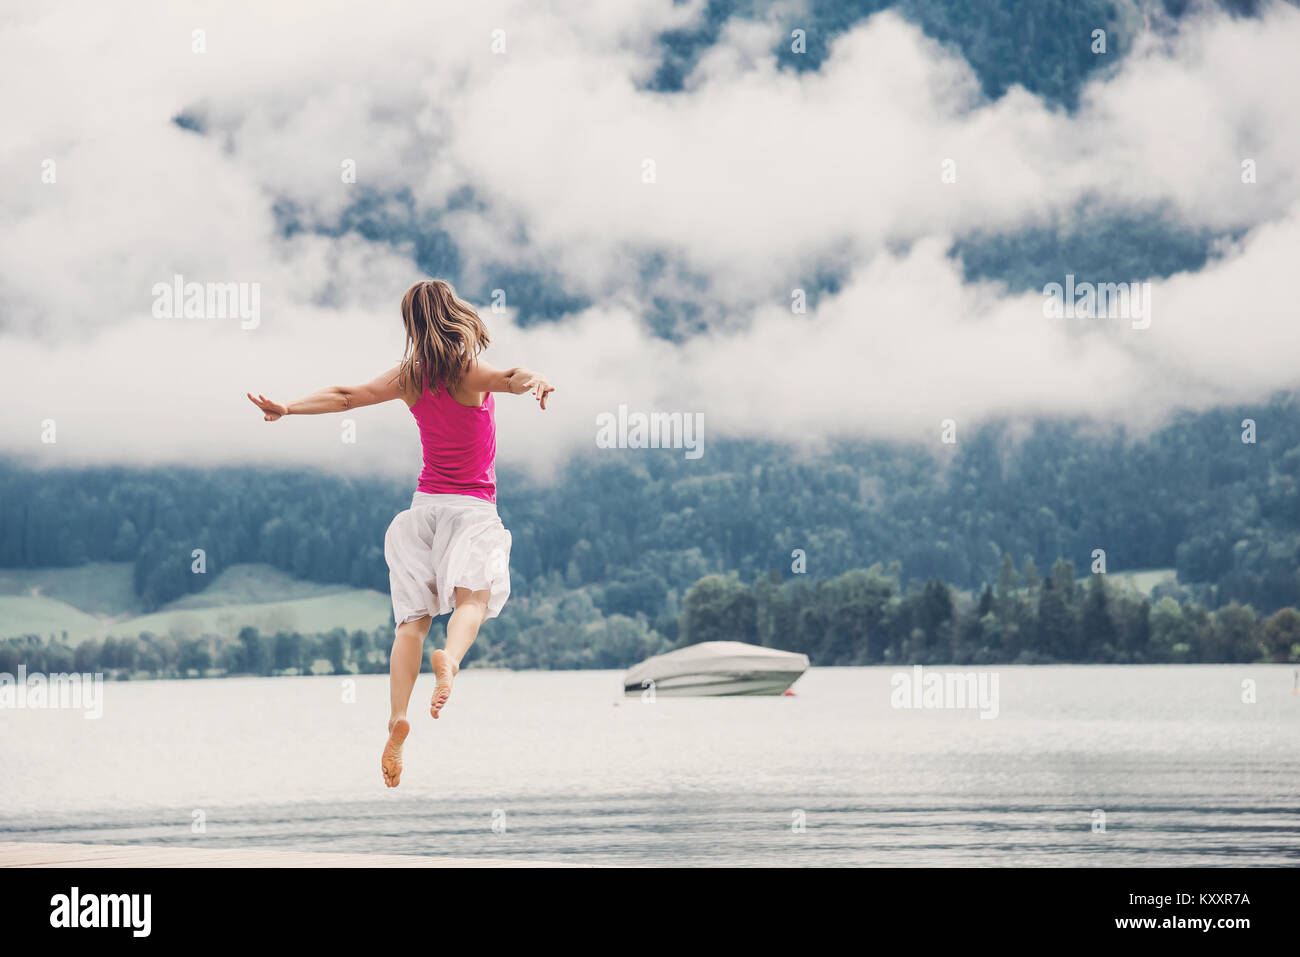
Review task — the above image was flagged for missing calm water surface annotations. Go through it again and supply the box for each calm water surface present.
[1,666,1297,866]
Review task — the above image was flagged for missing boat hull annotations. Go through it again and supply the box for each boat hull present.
[622,641,809,697]
[623,672,802,696]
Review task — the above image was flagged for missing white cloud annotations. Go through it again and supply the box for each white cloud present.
[2,0,1299,478]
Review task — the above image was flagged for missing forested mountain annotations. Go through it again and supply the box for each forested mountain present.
[656,0,1133,106]
[3,395,1298,624]
[257,0,1267,338]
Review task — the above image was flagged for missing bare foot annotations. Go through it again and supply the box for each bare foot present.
[381,717,409,788]
[429,650,459,719]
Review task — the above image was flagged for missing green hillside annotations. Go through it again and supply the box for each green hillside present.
[161,562,360,609]
[0,595,103,643]
[0,562,142,617]
[1104,568,1179,596]
[0,562,390,643]
[105,591,390,641]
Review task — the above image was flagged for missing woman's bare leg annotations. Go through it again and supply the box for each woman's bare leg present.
[389,615,431,721]
[382,615,431,787]
[430,588,489,718]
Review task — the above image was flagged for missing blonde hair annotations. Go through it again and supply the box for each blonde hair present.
[397,279,490,397]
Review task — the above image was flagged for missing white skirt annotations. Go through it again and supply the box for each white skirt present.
[384,492,512,625]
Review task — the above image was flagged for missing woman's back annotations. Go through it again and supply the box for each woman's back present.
[409,382,497,502]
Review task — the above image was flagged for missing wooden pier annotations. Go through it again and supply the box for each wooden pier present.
[0,841,577,868]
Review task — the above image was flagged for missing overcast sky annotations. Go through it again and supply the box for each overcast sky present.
[3,0,1299,480]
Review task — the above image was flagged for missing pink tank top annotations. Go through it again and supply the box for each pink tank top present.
[410,382,498,503]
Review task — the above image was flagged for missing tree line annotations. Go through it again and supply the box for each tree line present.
[4,553,1297,679]
[678,557,1300,666]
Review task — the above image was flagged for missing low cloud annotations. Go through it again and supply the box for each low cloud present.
[2,0,1298,478]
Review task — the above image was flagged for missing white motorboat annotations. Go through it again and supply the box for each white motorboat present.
[623,641,809,696]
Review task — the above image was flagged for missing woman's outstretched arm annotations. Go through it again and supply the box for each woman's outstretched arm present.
[247,365,404,421]
[463,360,555,410]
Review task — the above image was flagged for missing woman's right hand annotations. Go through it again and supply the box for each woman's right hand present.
[247,392,290,421]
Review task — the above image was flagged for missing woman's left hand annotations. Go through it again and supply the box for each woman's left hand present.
[507,371,555,410]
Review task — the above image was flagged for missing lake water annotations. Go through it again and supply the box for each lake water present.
[1,666,1297,866]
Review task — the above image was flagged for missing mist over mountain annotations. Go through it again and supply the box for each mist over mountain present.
[4,1,1300,475]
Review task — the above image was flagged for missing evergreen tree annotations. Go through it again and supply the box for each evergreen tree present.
[1080,574,1117,660]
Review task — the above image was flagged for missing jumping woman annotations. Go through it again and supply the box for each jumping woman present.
[247,279,553,787]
